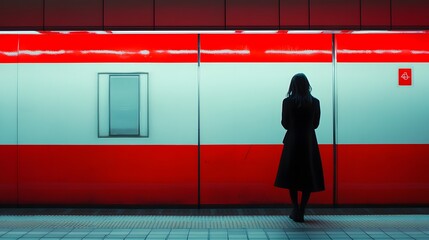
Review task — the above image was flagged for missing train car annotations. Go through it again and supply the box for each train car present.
[0,31,428,206]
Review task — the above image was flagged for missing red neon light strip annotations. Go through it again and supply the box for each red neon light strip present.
[0,35,18,63]
[336,34,429,62]
[3,33,429,63]
[200,33,333,63]
[18,33,198,63]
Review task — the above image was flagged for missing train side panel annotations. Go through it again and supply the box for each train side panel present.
[16,33,199,205]
[336,33,429,204]
[199,34,334,205]
[0,34,18,205]
[1,32,428,206]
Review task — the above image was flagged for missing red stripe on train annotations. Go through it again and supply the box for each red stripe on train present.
[1,144,429,205]
[200,34,333,63]
[3,33,429,63]
[18,33,198,63]
[2,144,330,205]
[338,144,429,204]
[0,35,18,63]
[0,145,17,204]
[336,34,429,62]
[200,144,334,205]
[17,145,198,205]
[2,32,333,63]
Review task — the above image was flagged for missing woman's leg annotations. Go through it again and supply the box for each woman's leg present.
[300,191,311,217]
[289,189,299,209]
[288,189,299,219]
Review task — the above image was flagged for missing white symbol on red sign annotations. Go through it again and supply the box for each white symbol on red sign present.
[399,68,412,86]
[401,72,410,81]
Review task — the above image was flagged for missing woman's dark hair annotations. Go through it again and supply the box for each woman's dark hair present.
[287,73,313,107]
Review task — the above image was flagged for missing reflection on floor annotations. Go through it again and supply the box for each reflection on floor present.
[0,208,428,239]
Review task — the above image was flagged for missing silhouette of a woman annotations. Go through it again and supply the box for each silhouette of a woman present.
[274,73,325,222]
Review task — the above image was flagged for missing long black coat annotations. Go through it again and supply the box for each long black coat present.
[274,96,325,192]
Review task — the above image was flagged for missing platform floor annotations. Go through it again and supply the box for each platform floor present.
[0,208,428,240]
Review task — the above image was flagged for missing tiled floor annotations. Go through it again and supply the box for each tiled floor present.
[0,208,428,239]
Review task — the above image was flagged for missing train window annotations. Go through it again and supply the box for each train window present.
[98,73,149,138]
[110,75,140,136]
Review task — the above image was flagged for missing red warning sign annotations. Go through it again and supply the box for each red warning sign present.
[399,68,412,86]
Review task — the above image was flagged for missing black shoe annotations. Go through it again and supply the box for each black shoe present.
[293,209,305,223]
[293,214,304,222]
[289,208,299,220]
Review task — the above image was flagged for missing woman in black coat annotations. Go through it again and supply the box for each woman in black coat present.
[274,73,325,222]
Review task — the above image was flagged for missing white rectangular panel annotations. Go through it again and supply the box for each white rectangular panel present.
[18,63,197,145]
[200,63,333,144]
[337,63,429,144]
